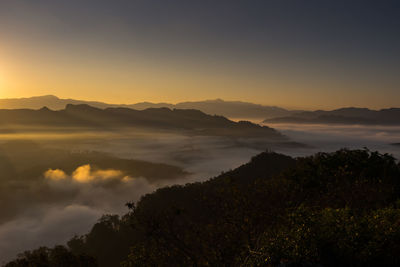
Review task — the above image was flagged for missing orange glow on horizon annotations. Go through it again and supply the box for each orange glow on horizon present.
[0,40,397,110]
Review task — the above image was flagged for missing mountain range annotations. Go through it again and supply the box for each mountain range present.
[0,104,285,139]
[2,95,399,126]
[264,107,400,125]
[0,95,295,120]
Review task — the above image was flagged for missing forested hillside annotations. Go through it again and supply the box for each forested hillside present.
[5,149,400,266]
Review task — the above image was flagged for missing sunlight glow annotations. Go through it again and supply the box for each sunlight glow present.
[0,71,3,90]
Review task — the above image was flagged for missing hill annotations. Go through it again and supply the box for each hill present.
[0,95,295,120]
[5,149,400,266]
[0,104,285,139]
[6,96,400,125]
[132,99,295,120]
[0,95,113,110]
[265,107,400,125]
[173,99,294,119]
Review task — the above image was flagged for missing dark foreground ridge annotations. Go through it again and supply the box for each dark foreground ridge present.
[5,149,400,266]
[0,104,284,139]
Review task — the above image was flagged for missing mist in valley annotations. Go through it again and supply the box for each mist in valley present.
[267,123,400,159]
[0,128,277,262]
[1,122,400,263]
[0,102,293,262]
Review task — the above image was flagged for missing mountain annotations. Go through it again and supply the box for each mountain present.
[174,99,295,119]
[132,99,296,120]
[3,96,400,125]
[0,95,114,110]
[264,107,400,125]
[0,104,285,139]
[0,95,295,120]
[6,149,400,266]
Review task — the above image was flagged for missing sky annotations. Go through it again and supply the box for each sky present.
[0,0,399,109]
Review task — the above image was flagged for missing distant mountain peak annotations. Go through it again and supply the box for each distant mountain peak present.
[65,103,101,112]
[33,95,60,100]
[334,107,371,112]
[39,106,51,111]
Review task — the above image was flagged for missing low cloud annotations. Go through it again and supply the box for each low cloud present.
[45,169,68,180]
[0,205,103,265]
[72,164,124,183]
[0,165,158,263]
[45,164,129,184]
[266,123,400,159]
[2,126,400,264]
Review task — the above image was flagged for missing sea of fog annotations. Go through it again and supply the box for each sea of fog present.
[266,123,400,159]
[0,130,262,263]
[1,124,400,263]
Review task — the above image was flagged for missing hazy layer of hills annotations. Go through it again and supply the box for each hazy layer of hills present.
[0,104,284,139]
[2,95,400,125]
[0,95,295,120]
[265,107,400,125]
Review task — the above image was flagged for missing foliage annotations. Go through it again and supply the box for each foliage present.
[245,206,400,266]
[4,246,97,267]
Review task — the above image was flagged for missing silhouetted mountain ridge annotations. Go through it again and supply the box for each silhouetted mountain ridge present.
[0,104,285,139]
[6,96,400,126]
[0,95,296,120]
[265,107,400,125]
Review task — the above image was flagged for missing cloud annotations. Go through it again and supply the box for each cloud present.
[0,165,158,263]
[0,205,103,265]
[2,126,400,264]
[0,133,279,263]
[266,123,400,159]
[72,165,93,182]
[71,164,125,183]
[93,169,123,180]
[45,169,68,180]
[46,164,127,184]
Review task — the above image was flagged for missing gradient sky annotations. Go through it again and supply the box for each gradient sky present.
[0,0,399,109]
